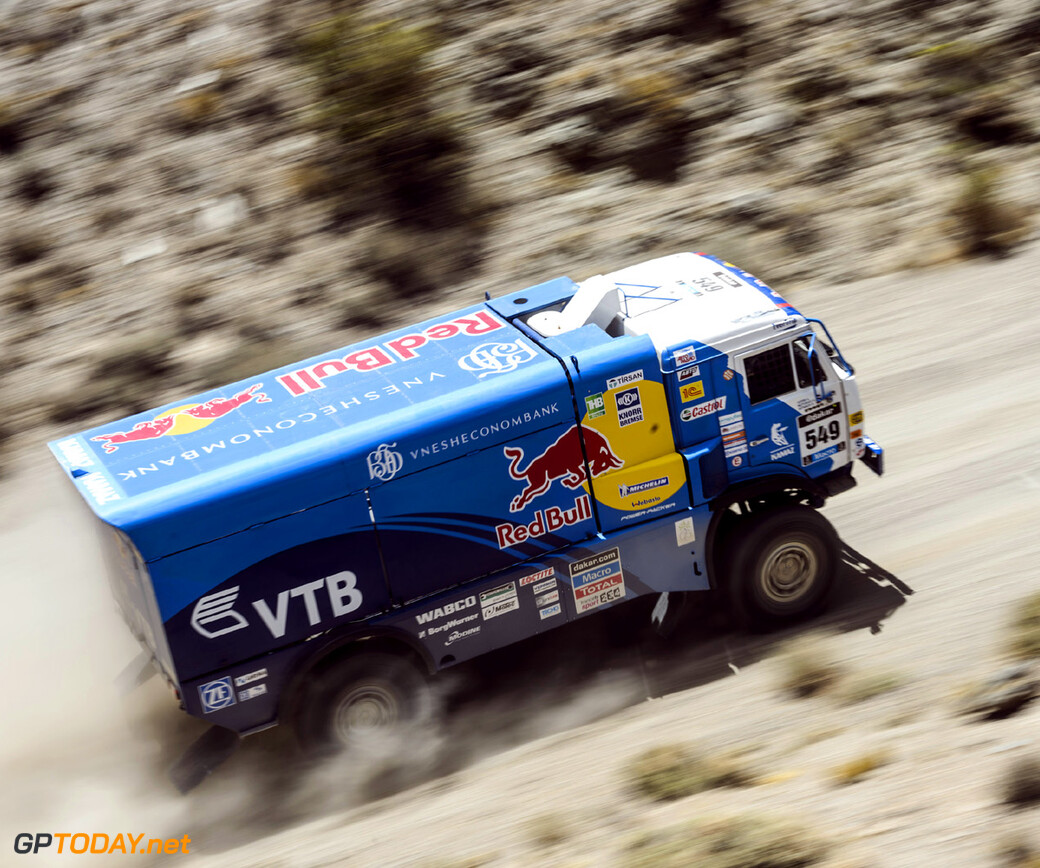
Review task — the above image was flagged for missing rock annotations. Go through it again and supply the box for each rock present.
[121,238,168,266]
[957,663,1039,721]
[195,195,249,233]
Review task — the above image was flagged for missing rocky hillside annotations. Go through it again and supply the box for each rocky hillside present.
[1,0,1039,459]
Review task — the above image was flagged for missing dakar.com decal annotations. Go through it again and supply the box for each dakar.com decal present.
[13,833,191,856]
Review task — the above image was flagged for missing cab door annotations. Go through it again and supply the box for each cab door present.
[736,334,848,474]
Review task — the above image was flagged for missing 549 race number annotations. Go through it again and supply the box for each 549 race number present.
[804,419,841,450]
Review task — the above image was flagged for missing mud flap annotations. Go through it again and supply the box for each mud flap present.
[168,726,240,794]
[115,650,156,696]
[650,591,689,637]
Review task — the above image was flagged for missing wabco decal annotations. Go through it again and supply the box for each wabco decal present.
[495,495,592,549]
[189,571,363,640]
[415,596,477,625]
[504,425,623,512]
[91,384,270,453]
[277,311,505,396]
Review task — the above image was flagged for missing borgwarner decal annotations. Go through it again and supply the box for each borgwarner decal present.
[277,311,505,396]
[503,424,623,512]
[91,384,270,453]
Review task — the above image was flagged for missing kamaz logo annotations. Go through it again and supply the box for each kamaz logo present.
[458,339,538,378]
[367,442,403,481]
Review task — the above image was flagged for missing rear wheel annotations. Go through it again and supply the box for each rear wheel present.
[296,652,431,756]
[724,505,839,630]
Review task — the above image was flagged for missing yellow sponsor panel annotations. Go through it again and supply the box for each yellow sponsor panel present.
[592,453,687,512]
[680,380,706,403]
[849,410,864,426]
[582,379,675,467]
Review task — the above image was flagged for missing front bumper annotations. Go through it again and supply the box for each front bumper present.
[859,436,884,476]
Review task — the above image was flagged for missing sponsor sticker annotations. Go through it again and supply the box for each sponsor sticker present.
[680,396,727,422]
[723,369,735,380]
[618,477,669,497]
[481,582,519,620]
[416,596,478,625]
[724,443,748,457]
[719,410,743,426]
[615,387,644,427]
[539,603,562,620]
[367,442,403,481]
[606,370,644,391]
[238,683,267,702]
[675,346,698,367]
[849,410,864,426]
[674,516,695,546]
[677,366,700,382]
[714,270,741,287]
[569,548,625,614]
[585,393,606,419]
[680,380,706,403]
[458,338,538,378]
[802,442,846,466]
[199,677,236,713]
[234,668,267,687]
[770,446,796,460]
[532,578,556,594]
[731,455,743,467]
[536,590,559,607]
[519,568,554,587]
[444,626,481,645]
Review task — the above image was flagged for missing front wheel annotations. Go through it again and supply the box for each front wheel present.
[724,505,839,630]
[295,652,432,756]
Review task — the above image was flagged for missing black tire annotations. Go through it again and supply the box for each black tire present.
[724,505,839,630]
[296,653,431,756]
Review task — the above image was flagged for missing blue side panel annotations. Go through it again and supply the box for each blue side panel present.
[155,494,388,681]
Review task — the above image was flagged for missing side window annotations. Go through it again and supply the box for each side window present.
[793,336,828,388]
[745,345,795,404]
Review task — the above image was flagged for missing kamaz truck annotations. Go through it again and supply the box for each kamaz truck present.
[49,252,883,758]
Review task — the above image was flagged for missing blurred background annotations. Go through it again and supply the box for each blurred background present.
[1,0,1039,462]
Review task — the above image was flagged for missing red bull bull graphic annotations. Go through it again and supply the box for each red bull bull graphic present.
[503,424,624,513]
[90,384,270,453]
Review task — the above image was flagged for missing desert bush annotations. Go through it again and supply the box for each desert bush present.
[951,165,1030,256]
[625,743,750,801]
[917,41,995,98]
[1003,755,1040,807]
[296,14,471,225]
[835,670,905,705]
[1008,592,1040,661]
[829,749,890,786]
[776,633,845,699]
[623,813,828,868]
[170,90,223,131]
[526,813,570,848]
[5,230,51,266]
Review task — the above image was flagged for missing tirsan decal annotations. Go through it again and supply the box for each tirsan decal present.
[519,567,554,587]
[606,370,644,391]
[615,387,644,427]
[189,572,363,641]
[458,338,538,378]
[481,582,519,620]
[680,396,727,422]
[367,443,403,481]
[504,425,623,512]
[277,311,505,396]
[410,403,560,460]
[91,384,271,453]
[415,596,477,625]
[618,477,669,497]
[569,548,625,614]
[771,423,790,448]
[495,495,592,549]
[679,380,705,403]
[199,677,235,713]
[677,365,700,383]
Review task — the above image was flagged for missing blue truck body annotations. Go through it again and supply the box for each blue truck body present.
[49,253,883,736]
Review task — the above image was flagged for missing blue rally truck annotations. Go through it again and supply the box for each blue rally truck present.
[50,252,883,755]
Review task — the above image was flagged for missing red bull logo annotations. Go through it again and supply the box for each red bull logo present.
[90,384,270,453]
[495,494,592,549]
[503,424,623,512]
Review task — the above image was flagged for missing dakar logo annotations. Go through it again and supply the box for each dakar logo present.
[367,442,403,481]
[503,424,623,512]
[458,339,538,378]
[90,384,270,453]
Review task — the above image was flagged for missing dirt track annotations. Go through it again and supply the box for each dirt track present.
[2,245,1039,866]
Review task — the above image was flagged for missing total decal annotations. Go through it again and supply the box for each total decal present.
[569,548,625,614]
[90,384,270,454]
[277,311,506,396]
[189,571,363,641]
